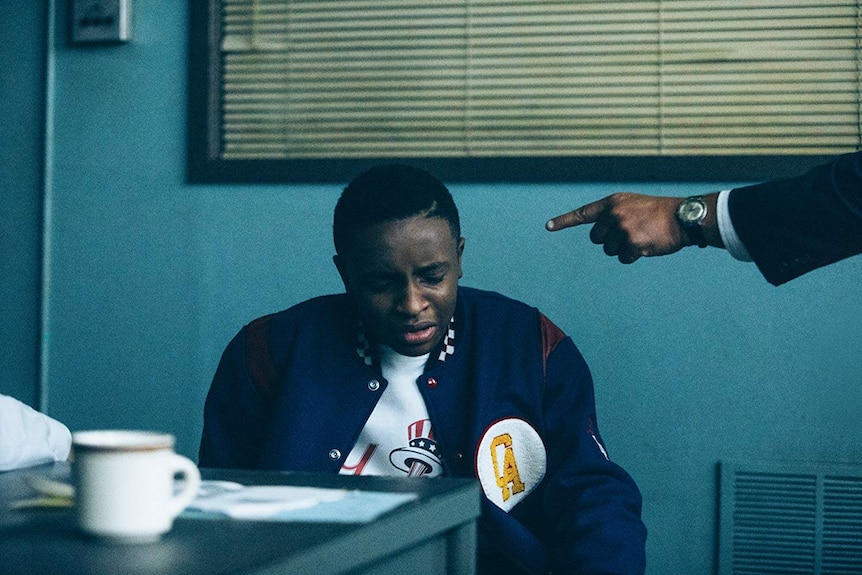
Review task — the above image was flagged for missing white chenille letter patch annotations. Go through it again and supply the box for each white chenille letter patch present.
[475,418,546,512]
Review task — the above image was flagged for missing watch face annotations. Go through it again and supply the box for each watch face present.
[678,198,706,224]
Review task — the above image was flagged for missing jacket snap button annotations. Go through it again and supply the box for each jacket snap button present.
[328,449,342,460]
[427,377,438,389]
[367,379,380,391]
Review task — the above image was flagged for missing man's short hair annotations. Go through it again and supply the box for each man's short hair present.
[333,164,461,256]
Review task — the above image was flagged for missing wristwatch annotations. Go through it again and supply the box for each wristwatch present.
[675,196,708,248]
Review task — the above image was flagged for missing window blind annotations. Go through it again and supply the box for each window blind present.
[215,0,862,160]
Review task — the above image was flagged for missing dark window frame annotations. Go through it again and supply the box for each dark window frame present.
[187,0,844,184]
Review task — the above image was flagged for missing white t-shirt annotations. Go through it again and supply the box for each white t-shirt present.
[0,394,72,471]
[340,346,445,478]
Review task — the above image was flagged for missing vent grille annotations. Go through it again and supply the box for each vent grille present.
[822,476,862,575]
[719,462,862,575]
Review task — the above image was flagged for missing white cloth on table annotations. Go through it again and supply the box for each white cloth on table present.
[0,394,71,471]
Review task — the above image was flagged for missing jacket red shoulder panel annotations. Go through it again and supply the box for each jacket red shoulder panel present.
[539,313,566,379]
[245,314,278,399]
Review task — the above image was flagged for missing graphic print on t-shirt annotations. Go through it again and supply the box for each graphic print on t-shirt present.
[341,418,444,478]
[389,418,444,477]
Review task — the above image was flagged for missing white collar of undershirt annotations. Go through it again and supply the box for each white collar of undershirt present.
[377,345,429,381]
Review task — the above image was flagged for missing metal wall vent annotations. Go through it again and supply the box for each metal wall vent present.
[718,461,862,575]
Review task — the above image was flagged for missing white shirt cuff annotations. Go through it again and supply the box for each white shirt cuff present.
[717,189,753,262]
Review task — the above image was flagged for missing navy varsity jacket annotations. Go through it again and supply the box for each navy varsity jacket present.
[200,287,647,574]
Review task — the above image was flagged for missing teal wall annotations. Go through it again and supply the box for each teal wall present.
[0,2,45,407]
[3,3,861,574]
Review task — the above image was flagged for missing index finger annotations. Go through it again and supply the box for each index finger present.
[545,197,610,231]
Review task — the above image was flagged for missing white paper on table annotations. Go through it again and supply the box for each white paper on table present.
[183,480,418,523]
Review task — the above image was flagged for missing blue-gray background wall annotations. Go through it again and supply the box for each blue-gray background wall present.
[2,3,860,574]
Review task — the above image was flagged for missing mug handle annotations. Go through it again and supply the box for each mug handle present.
[167,454,202,518]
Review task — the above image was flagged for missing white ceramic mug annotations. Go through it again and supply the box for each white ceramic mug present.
[71,430,201,543]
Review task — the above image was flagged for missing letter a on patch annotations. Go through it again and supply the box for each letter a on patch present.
[475,418,546,512]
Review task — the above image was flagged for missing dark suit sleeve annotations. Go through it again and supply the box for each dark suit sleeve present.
[727,151,862,286]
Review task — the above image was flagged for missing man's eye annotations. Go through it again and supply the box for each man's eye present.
[422,275,445,285]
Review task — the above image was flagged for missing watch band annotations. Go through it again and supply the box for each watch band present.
[685,221,707,248]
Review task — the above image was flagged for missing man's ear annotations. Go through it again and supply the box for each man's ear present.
[333,254,351,292]
[456,237,465,279]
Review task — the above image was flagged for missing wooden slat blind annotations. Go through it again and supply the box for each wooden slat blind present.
[216,0,862,160]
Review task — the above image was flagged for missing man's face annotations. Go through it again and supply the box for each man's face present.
[335,215,464,357]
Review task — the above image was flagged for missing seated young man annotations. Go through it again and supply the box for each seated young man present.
[199,164,647,574]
